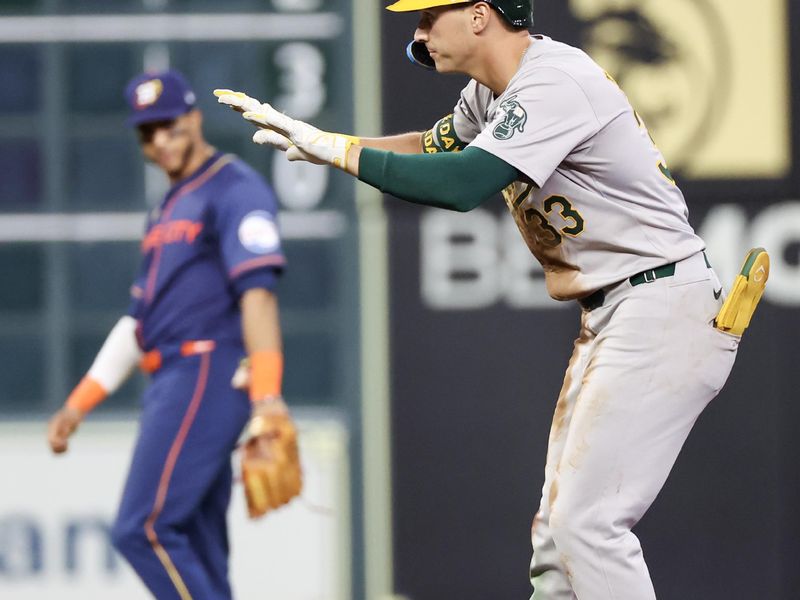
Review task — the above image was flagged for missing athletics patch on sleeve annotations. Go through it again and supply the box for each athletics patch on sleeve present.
[238,211,280,254]
[493,96,527,140]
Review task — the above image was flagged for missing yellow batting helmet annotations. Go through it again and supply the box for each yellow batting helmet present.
[386,0,533,29]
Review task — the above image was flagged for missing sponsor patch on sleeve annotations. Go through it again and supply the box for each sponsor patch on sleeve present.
[238,211,280,254]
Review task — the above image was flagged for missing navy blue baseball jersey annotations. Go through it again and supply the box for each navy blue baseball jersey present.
[128,152,285,351]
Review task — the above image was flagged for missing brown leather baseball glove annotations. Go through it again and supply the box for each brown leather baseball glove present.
[241,396,303,518]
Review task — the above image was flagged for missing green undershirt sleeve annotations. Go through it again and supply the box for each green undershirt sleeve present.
[358,145,519,212]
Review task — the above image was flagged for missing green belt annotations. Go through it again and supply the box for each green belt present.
[578,252,712,312]
[578,264,674,311]
[628,262,676,286]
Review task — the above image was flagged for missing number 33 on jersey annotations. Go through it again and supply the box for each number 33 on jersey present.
[449,35,702,300]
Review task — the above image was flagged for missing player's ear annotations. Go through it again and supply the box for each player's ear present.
[470,2,491,33]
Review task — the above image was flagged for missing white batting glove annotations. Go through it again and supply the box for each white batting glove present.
[214,88,359,170]
[213,89,264,114]
[215,88,294,151]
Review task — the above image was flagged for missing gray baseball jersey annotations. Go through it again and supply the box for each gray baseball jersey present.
[452,35,705,300]
[418,33,738,600]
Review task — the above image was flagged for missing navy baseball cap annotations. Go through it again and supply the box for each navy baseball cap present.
[124,69,197,127]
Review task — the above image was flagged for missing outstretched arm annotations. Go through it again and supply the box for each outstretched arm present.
[214,89,518,211]
[359,132,424,154]
[354,145,518,212]
[214,89,424,155]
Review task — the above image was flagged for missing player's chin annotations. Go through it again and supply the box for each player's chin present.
[431,56,455,73]
[165,165,184,178]
[158,157,183,175]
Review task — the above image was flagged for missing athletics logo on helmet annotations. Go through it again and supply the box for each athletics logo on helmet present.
[386,0,534,28]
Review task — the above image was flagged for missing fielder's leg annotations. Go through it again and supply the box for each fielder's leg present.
[529,315,594,600]
[185,462,235,599]
[111,347,250,600]
[546,253,738,600]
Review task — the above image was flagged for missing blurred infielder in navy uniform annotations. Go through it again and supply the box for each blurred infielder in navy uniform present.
[47,70,302,599]
[215,1,769,598]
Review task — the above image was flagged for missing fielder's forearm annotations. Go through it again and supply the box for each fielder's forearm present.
[241,288,282,354]
[66,315,142,413]
[240,287,283,401]
[358,132,424,154]
[355,146,519,212]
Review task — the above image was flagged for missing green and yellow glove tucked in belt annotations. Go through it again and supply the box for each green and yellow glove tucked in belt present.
[715,247,770,336]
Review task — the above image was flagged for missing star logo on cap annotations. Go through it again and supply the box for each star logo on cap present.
[134,79,164,109]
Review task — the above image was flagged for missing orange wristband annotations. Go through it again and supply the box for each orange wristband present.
[65,376,108,414]
[249,350,283,402]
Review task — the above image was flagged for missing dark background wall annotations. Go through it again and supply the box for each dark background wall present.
[383,2,800,599]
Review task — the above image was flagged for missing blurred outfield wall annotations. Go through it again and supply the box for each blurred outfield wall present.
[0,1,392,600]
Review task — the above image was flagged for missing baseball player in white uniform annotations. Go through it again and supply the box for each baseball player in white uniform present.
[214,1,768,597]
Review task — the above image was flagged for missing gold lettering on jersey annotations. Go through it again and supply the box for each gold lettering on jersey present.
[633,109,677,185]
[523,207,562,248]
[543,196,586,238]
[501,183,515,205]
[506,190,587,249]
[657,161,676,185]
[508,183,533,210]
